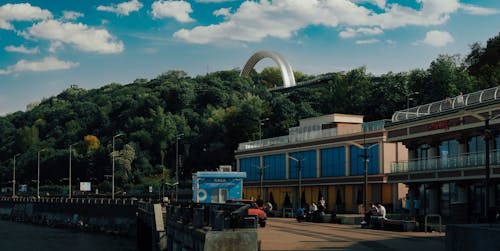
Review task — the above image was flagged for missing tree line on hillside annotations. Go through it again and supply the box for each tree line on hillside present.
[0,33,498,196]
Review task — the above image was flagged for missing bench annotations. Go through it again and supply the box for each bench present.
[380,218,417,232]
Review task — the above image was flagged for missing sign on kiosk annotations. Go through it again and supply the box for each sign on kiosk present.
[80,182,91,192]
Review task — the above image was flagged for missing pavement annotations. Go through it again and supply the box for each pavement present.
[258,217,445,251]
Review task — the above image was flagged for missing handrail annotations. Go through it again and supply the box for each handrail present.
[425,214,442,232]
[391,149,500,173]
[392,86,500,122]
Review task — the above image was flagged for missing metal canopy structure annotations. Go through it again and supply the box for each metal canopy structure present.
[240,50,296,88]
[391,86,500,123]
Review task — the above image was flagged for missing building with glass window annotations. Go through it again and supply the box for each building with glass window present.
[235,113,408,213]
[387,86,500,223]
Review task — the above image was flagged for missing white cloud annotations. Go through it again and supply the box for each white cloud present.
[0,56,78,75]
[49,41,63,53]
[152,0,194,22]
[5,45,39,54]
[196,0,235,2]
[62,11,84,20]
[0,3,52,30]
[356,39,379,44]
[351,0,386,9]
[97,0,143,16]
[386,39,396,45]
[460,4,499,15]
[174,0,464,44]
[28,20,124,54]
[372,0,459,29]
[339,27,383,38]
[214,8,231,18]
[420,30,454,47]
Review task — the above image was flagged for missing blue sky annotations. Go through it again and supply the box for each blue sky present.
[0,0,499,115]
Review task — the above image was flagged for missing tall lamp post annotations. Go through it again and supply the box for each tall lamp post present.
[252,164,269,198]
[165,181,179,201]
[12,153,21,197]
[112,133,123,200]
[37,149,46,198]
[347,140,378,212]
[68,144,78,198]
[175,133,184,201]
[259,118,269,147]
[406,91,420,110]
[463,110,500,218]
[288,156,304,209]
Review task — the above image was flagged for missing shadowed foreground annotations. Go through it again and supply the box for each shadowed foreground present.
[258,218,444,251]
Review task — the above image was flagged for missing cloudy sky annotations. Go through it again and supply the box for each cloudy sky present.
[0,0,499,115]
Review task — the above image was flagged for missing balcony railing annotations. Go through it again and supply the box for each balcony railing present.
[391,149,500,173]
[238,119,387,151]
[391,86,500,122]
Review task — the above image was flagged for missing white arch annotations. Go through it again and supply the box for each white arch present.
[240,51,296,88]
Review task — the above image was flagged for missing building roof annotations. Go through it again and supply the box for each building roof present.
[391,86,500,123]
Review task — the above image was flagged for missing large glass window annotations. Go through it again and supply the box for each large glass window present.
[416,144,430,159]
[440,183,451,218]
[468,136,485,153]
[289,150,317,179]
[239,157,260,181]
[320,147,346,177]
[263,154,286,180]
[440,140,459,168]
[349,144,379,176]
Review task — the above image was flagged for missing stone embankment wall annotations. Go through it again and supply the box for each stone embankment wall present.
[0,197,138,236]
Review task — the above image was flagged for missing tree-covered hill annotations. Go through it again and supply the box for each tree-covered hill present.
[0,33,498,195]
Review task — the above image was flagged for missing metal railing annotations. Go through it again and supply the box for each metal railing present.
[392,86,500,122]
[0,196,139,205]
[391,149,500,173]
[238,120,386,150]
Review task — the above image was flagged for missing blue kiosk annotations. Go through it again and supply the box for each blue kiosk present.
[192,171,246,203]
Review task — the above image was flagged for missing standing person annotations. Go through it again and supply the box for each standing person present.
[264,201,273,215]
[256,196,264,208]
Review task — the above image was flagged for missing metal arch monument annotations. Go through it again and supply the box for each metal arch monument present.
[240,51,296,88]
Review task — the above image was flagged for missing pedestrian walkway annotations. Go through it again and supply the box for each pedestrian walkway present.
[258,218,445,251]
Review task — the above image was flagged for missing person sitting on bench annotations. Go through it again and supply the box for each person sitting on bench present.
[361,203,378,227]
[370,202,386,228]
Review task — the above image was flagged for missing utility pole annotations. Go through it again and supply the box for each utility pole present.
[288,156,303,209]
[175,133,184,201]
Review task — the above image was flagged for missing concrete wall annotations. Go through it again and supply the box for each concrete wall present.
[0,198,138,236]
[164,204,259,251]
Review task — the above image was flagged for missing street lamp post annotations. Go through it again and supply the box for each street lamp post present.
[406,91,420,110]
[463,110,500,218]
[37,149,46,198]
[165,181,179,201]
[12,153,20,197]
[112,133,123,200]
[175,133,184,201]
[252,164,269,198]
[288,156,303,209]
[69,144,73,198]
[347,140,378,212]
[259,118,269,147]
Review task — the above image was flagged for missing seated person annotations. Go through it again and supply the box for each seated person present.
[361,203,378,226]
[369,202,386,228]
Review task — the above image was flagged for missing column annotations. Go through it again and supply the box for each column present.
[345,145,350,176]
[316,149,321,178]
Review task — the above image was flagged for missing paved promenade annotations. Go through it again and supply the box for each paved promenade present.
[258,218,445,251]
